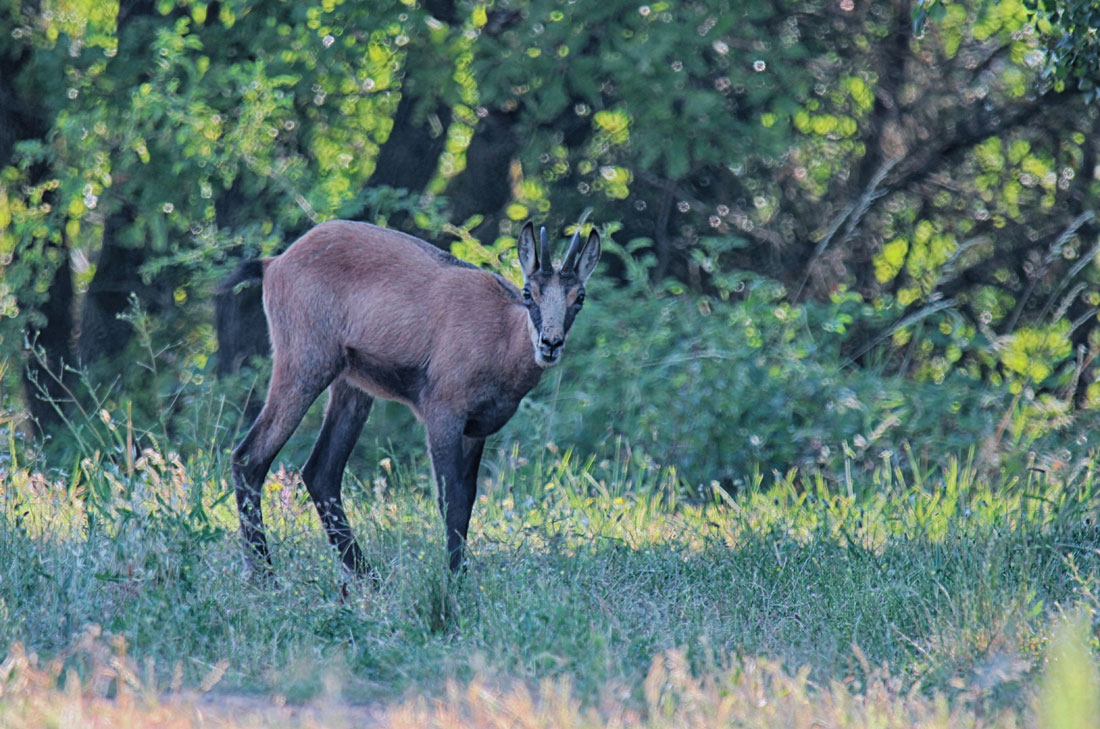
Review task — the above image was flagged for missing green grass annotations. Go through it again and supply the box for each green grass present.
[1,429,1098,726]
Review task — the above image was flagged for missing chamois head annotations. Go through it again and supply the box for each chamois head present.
[516,217,601,368]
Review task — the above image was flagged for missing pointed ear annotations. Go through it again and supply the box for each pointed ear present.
[574,230,601,283]
[517,222,538,280]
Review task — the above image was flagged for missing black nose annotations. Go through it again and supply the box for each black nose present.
[540,336,563,352]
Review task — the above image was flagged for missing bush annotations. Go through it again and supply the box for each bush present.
[513,240,1097,489]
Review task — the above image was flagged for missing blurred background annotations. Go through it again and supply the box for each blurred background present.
[1,0,1098,489]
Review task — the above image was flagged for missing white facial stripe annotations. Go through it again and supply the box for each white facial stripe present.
[539,281,567,341]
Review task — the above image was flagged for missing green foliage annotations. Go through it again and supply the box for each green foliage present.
[0,0,436,385]
[1033,0,1100,99]
[472,0,819,219]
[917,0,1100,99]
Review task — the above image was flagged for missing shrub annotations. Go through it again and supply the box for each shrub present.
[514,240,1097,489]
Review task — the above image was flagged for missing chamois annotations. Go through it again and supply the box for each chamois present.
[221,217,601,576]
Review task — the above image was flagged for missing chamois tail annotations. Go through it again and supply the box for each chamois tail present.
[215,259,270,377]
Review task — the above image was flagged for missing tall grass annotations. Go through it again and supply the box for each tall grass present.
[1,414,1098,727]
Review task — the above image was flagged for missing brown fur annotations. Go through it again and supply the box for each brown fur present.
[262,221,542,412]
[228,218,600,576]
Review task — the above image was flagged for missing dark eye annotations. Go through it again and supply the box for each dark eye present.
[575,290,586,306]
[522,285,533,303]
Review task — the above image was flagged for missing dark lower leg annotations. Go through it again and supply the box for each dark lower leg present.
[317,500,367,573]
[302,379,374,576]
[232,429,273,570]
[231,360,334,573]
[234,473,271,568]
[430,427,484,573]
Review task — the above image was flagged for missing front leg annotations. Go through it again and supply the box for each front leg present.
[426,415,486,572]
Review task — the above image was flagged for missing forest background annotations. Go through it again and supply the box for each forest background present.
[0,0,1097,483]
[1,0,1099,484]
[1,0,1100,724]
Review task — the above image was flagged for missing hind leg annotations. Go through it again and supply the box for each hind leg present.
[232,357,335,573]
[302,377,374,576]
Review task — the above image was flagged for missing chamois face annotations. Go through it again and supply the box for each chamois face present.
[516,222,601,368]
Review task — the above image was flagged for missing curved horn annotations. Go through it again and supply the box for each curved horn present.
[562,207,593,271]
[539,226,550,271]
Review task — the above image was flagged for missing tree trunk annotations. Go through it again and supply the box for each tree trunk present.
[446,108,520,239]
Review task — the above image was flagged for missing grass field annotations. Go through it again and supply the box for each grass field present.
[1,433,1098,727]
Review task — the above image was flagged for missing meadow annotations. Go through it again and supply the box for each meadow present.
[1,419,1098,727]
